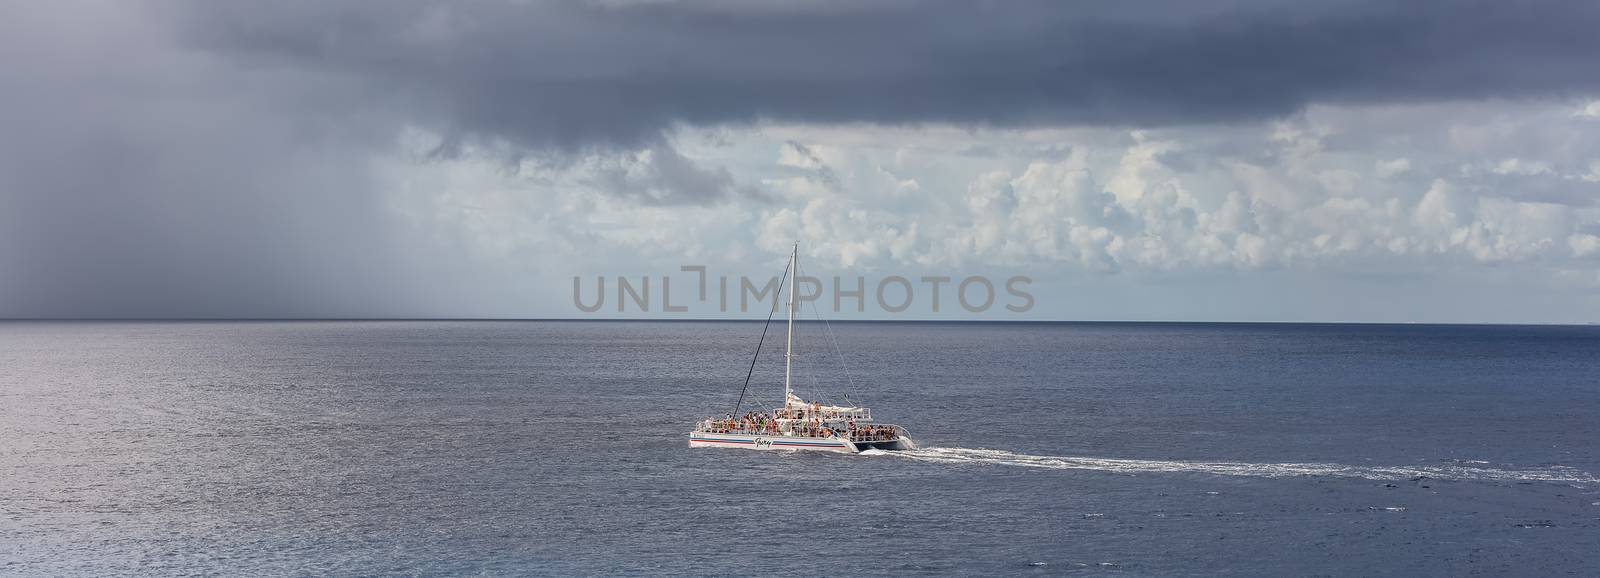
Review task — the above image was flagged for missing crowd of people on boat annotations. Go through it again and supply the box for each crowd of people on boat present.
[848,425,897,442]
[702,412,780,435]
[697,411,899,442]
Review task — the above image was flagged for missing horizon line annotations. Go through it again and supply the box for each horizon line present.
[1,317,1597,327]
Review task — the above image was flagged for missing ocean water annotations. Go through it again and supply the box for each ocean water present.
[2,320,1598,576]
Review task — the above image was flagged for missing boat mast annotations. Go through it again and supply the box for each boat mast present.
[784,243,796,405]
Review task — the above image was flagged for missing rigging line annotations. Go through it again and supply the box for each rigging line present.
[745,391,777,415]
[796,267,825,403]
[797,260,850,406]
[821,313,861,406]
[799,260,861,406]
[732,257,791,417]
[799,311,828,404]
[795,255,833,406]
[794,259,828,404]
[815,300,857,401]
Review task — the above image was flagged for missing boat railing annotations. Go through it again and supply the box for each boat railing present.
[694,419,908,441]
[772,409,872,421]
[694,420,783,435]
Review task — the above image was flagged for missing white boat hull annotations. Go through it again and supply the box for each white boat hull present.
[688,431,915,453]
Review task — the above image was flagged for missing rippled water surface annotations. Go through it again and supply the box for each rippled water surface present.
[2,321,1598,575]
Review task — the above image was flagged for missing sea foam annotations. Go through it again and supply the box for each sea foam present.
[862,447,1600,483]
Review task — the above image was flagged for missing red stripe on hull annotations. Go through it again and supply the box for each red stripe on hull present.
[690,438,849,449]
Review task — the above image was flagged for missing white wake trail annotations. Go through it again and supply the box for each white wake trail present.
[862,447,1600,484]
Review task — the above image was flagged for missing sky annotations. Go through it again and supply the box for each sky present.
[2,0,1599,322]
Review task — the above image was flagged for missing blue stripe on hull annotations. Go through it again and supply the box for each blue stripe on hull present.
[690,437,849,449]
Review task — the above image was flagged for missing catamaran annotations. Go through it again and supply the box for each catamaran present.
[689,245,915,453]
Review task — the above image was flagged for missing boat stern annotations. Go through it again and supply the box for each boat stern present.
[849,436,915,452]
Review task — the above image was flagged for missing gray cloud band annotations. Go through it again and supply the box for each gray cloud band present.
[180,0,1600,150]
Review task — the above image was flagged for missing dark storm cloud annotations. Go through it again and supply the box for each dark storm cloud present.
[580,141,762,205]
[0,2,475,317]
[781,142,841,191]
[174,0,1600,149]
[3,0,1599,317]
